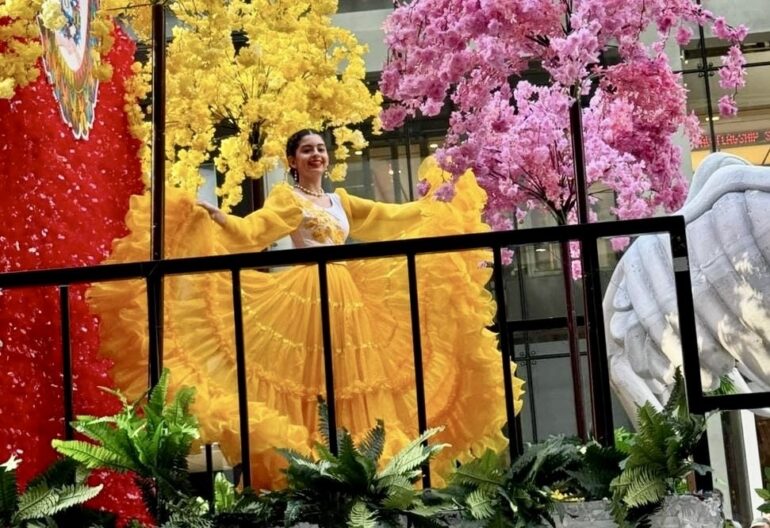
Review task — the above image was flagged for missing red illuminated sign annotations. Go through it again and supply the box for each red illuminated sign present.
[695,129,770,150]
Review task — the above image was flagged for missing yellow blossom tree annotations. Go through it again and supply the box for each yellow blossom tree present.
[105,0,382,210]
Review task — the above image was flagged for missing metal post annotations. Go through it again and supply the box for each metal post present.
[148,2,167,387]
[317,262,339,455]
[59,286,74,440]
[569,89,614,444]
[146,272,162,388]
[150,3,166,262]
[492,249,524,459]
[231,270,251,487]
[406,254,431,488]
[670,226,704,412]
[205,443,215,507]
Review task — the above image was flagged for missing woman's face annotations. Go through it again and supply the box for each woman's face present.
[290,133,329,181]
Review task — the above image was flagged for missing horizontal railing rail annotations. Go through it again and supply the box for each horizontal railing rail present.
[0,216,694,288]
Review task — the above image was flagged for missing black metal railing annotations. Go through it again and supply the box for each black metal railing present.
[0,215,700,488]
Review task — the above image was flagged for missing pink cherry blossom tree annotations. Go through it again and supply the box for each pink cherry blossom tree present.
[380,0,747,235]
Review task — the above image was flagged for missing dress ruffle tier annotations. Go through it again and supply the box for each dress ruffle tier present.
[88,158,524,488]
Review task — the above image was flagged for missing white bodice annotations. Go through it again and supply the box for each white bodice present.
[289,192,350,248]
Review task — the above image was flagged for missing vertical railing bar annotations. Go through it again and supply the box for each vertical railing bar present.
[670,224,704,412]
[150,2,166,263]
[669,220,711,489]
[146,272,162,387]
[492,248,523,461]
[147,1,166,390]
[59,286,74,441]
[205,443,215,507]
[317,262,339,455]
[406,253,431,488]
[232,269,251,487]
[581,233,615,444]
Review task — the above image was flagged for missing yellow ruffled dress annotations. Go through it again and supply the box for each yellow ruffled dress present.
[88,158,524,488]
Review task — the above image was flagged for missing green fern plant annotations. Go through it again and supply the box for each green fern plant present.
[51,368,200,523]
[448,436,580,528]
[610,369,709,527]
[278,400,453,528]
[449,434,623,528]
[0,456,108,527]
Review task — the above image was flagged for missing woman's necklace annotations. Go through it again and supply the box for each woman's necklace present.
[294,183,325,198]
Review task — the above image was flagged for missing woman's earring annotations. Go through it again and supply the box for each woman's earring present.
[323,165,333,179]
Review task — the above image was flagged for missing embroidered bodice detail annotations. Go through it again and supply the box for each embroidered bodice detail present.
[290,192,350,248]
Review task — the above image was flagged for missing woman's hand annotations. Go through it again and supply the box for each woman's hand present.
[196,200,227,226]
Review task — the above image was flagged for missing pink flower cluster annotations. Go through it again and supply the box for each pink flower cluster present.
[381,0,748,263]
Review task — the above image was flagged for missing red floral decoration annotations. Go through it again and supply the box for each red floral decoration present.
[0,24,152,527]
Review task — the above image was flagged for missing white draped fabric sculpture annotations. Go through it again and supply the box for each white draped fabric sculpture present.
[604,153,770,418]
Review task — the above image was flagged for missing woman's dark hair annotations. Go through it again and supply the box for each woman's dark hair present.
[286,129,323,181]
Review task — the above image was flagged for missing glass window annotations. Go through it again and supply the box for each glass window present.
[333,140,417,203]
[337,0,393,13]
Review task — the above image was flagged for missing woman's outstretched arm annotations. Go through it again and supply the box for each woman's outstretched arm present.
[335,188,425,242]
[198,184,303,252]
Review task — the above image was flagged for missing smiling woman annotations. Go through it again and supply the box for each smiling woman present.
[89,131,525,489]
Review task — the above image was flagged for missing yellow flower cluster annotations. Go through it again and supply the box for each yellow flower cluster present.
[122,0,382,211]
[39,0,66,31]
[100,0,152,41]
[0,0,120,100]
[89,13,117,81]
[124,60,153,186]
[0,0,44,99]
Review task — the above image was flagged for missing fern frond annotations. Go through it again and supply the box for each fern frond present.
[466,489,496,520]
[277,448,314,465]
[13,484,58,522]
[379,427,446,478]
[347,501,378,528]
[46,483,103,516]
[213,473,236,513]
[663,368,687,419]
[146,369,171,420]
[51,439,135,472]
[451,449,505,491]
[317,397,331,446]
[628,404,671,467]
[164,385,196,422]
[615,466,666,508]
[358,420,386,463]
[379,474,416,510]
[335,431,378,487]
[314,442,337,463]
